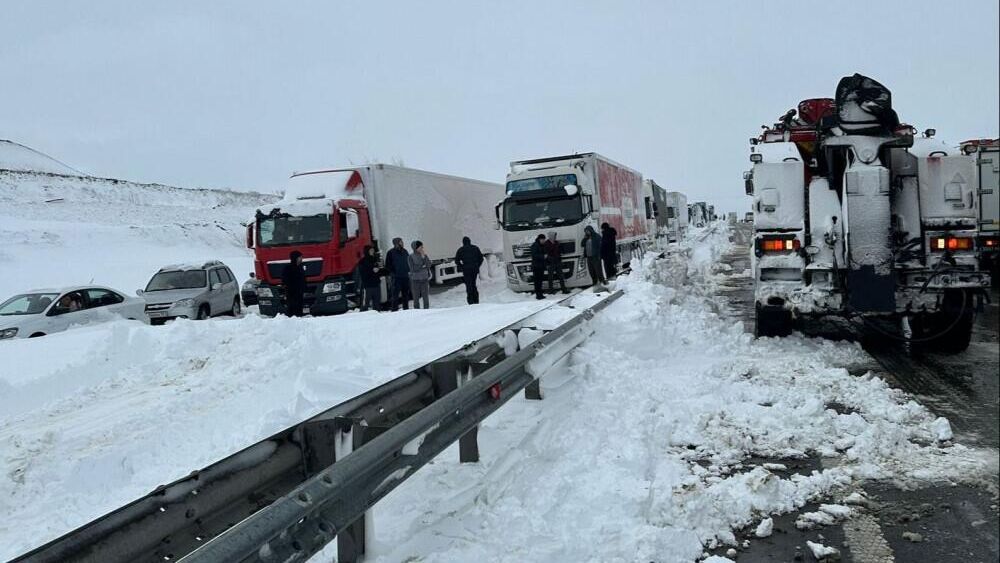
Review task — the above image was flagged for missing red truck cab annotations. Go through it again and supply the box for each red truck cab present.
[247,170,374,316]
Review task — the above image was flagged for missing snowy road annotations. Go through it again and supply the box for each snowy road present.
[308,225,995,563]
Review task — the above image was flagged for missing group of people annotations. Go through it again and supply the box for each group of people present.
[280,236,487,316]
[528,222,618,300]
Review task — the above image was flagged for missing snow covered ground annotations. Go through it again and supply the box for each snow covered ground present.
[0,166,274,300]
[330,226,995,563]
[0,298,576,559]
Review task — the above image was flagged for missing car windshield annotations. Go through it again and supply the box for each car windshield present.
[258,214,332,247]
[503,196,584,230]
[506,173,577,194]
[145,270,207,291]
[0,293,60,315]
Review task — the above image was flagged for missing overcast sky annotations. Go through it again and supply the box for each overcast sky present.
[2,1,998,212]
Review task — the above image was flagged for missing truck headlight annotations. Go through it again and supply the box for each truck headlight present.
[577,257,587,273]
[506,264,517,280]
[0,328,18,339]
[322,282,343,293]
[174,298,196,308]
[257,287,273,297]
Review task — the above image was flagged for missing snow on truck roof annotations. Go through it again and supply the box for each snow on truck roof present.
[256,169,363,217]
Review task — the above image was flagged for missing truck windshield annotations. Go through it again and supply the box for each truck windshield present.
[145,271,207,291]
[506,174,577,194]
[258,214,332,247]
[503,196,584,230]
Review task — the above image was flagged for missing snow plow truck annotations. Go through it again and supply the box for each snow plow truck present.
[247,164,503,316]
[745,74,990,351]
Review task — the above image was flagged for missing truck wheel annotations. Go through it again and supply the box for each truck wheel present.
[197,305,210,320]
[755,304,793,338]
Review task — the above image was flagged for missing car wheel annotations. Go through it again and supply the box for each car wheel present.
[231,297,242,317]
[197,305,210,320]
[29,332,45,338]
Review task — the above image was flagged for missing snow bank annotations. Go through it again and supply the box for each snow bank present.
[356,224,992,563]
[0,169,276,298]
[0,301,552,560]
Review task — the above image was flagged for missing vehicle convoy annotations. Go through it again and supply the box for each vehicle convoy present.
[0,286,148,339]
[960,138,999,277]
[664,191,688,242]
[139,261,241,324]
[643,179,669,238]
[745,73,990,350]
[248,164,503,316]
[498,153,648,291]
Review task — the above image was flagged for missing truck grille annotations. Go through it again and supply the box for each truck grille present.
[515,260,575,283]
[513,241,575,259]
[267,259,323,279]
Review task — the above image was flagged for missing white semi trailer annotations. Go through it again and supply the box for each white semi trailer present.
[664,191,688,241]
[498,153,648,291]
[745,74,990,351]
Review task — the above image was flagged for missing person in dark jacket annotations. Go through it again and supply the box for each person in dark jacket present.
[358,245,383,311]
[385,237,411,311]
[455,236,485,305]
[543,231,569,294]
[530,233,548,299]
[281,250,307,317]
[600,222,618,279]
[581,225,605,285]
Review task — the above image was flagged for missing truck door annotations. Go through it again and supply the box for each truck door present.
[338,207,367,281]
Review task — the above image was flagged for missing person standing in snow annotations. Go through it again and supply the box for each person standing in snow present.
[543,232,569,294]
[581,225,605,286]
[408,240,433,309]
[385,237,411,311]
[600,222,618,279]
[454,236,485,305]
[281,250,307,317]
[530,233,548,300]
[358,245,383,311]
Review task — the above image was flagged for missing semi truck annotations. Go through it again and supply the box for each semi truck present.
[498,153,647,291]
[643,179,669,238]
[248,164,503,316]
[960,138,999,277]
[745,74,990,351]
[664,191,688,241]
[689,201,710,227]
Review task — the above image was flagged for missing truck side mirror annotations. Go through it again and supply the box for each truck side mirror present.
[245,224,254,248]
[745,179,754,196]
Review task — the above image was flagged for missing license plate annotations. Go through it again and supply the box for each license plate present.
[148,311,167,318]
[303,307,311,314]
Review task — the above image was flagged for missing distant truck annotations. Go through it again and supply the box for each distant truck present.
[665,191,688,242]
[689,201,710,227]
[960,139,999,276]
[498,153,647,291]
[744,212,754,223]
[248,164,503,316]
[727,212,738,225]
[643,179,669,238]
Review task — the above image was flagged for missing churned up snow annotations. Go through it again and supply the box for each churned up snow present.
[349,226,993,563]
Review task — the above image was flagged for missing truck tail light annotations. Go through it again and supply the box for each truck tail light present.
[929,236,973,251]
[760,237,800,253]
[983,237,998,248]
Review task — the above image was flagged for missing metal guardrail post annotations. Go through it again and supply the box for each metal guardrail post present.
[524,378,543,400]
[456,366,479,463]
[334,418,367,563]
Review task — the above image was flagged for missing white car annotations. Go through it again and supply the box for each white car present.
[0,285,149,340]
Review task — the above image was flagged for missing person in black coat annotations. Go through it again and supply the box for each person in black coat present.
[455,236,485,305]
[600,222,618,279]
[543,232,569,294]
[358,245,383,311]
[529,233,547,300]
[281,250,307,317]
[385,237,411,311]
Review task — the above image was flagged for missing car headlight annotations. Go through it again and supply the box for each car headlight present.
[322,282,343,293]
[174,298,196,308]
[0,328,18,339]
[257,287,273,297]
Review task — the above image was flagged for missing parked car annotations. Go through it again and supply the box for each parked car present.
[0,285,148,339]
[138,260,241,324]
[241,273,259,306]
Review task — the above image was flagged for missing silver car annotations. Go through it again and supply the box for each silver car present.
[139,261,241,324]
[0,285,149,339]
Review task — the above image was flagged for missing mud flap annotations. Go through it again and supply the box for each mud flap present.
[847,265,895,312]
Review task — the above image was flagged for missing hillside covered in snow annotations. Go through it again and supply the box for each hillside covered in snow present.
[0,142,277,299]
